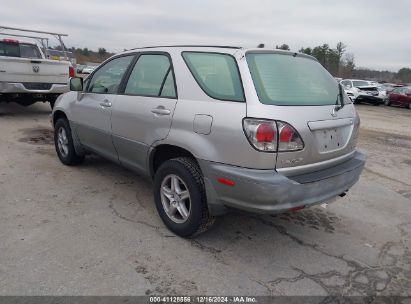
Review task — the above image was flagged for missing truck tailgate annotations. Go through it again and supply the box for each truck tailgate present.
[0,57,69,84]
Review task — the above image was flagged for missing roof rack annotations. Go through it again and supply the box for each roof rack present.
[0,25,69,60]
[129,45,242,51]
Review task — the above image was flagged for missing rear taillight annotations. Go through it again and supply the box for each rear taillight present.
[243,118,304,152]
[277,121,304,151]
[243,119,277,151]
[69,66,75,78]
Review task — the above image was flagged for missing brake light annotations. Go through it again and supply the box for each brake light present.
[2,39,19,44]
[243,119,277,151]
[277,122,304,151]
[256,123,276,142]
[243,118,304,152]
[69,66,74,78]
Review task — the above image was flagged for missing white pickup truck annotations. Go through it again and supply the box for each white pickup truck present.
[0,38,73,108]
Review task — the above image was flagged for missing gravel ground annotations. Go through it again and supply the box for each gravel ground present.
[0,102,410,296]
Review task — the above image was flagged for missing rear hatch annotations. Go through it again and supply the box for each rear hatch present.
[0,41,69,84]
[245,51,359,173]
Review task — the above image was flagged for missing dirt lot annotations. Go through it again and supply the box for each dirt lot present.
[0,102,410,296]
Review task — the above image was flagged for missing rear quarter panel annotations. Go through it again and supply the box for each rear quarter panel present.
[155,49,277,169]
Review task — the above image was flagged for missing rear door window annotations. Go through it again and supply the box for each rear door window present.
[124,54,176,98]
[182,52,244,102]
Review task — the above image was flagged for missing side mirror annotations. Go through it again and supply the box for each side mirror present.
[70,77,83,91]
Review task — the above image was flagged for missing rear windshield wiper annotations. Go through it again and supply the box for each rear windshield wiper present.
[335,83,345,111]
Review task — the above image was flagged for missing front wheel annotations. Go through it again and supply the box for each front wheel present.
[153,157,215,237]
[54,118,85,166]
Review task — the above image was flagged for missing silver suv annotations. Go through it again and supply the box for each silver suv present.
[52,46,366,237]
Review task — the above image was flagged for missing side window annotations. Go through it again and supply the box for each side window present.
[182,52,244,102]
[343,81,352,88]
[87,56,133,94]
[125,54,176,98]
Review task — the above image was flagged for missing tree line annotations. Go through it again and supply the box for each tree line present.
[257,43,411,84]
[52,45,114,64]
[54,43,411,83]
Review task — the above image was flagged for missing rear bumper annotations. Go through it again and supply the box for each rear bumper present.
[0,82,68,94]
[199,150,366,215]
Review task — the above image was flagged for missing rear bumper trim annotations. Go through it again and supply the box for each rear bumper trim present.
[199,150,366,215]
[0,81,68,94]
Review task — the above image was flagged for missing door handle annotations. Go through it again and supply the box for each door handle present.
[151,106,171,116]
[100,100,112,108]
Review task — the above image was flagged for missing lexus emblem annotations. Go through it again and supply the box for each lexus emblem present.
[32,65,40,73]
[331,108,337,117]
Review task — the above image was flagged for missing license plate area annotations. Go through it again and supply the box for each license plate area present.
[308,118,354,154]
[314,128,345,153]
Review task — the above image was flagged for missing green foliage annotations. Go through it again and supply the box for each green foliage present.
[397,67,411,83]
[300,42,350,77]
[276,44,290,51]
[98,47,107,57]
[81,47,90,56]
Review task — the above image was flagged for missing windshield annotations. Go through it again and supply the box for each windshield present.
[352,80,370,87]
[246,52,339,106]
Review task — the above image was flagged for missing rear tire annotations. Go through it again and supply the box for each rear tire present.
[153,157,215,237]
[54,118,85,166]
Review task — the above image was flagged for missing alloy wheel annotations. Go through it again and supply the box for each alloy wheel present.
[160,174,191,223]
[57,127,69,157]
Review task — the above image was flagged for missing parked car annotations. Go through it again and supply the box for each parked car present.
[52,46,366,237]
[386,86,411,109]
[81,65,97,74]
[340,79,383,105]
[0,38,72,108]
[76,64,86,73]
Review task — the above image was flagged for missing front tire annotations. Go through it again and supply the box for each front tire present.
[54,118,85,166]
[153,157,215,237]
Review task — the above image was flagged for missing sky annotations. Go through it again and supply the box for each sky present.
[1,0,410,71]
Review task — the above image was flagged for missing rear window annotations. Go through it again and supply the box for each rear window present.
[20,44,42,59]
[0,41,20,57]
[182,52,244,102]
[0,42,42,59]
[246,52,339,106]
